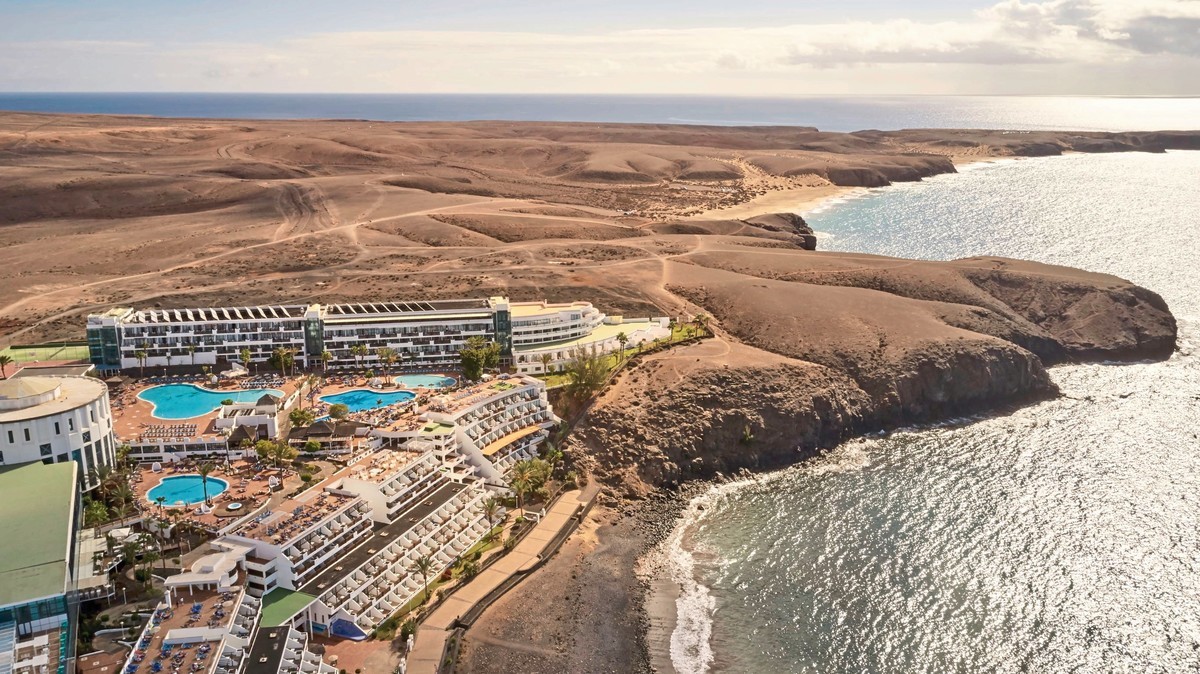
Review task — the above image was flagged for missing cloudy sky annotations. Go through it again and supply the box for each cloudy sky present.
[1,0,1197,94]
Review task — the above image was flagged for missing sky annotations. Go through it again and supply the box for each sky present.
[0,0,1197,95]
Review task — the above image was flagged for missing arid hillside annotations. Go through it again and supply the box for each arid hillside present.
[1,111,1195,347]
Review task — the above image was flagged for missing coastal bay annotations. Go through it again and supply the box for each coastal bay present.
[0,112,1194,673]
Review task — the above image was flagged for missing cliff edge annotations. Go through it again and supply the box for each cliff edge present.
[570,245,1176,496]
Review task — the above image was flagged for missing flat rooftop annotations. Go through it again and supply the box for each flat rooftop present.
[123,305,309,324]
[245,628,289,674]
[0,375,108,424]
[509,300,592,318]
[260,588,318,628]
[344,448,424,485]
[0,462,76,607]
[226,489,359,545]
[299,482,466,597]
[12,364,94,378]
[322,299,491,317]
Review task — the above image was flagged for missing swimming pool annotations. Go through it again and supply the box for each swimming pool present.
[320,389,416,413]
[146,474,229,506]
[139,384,284,420]
[393,374,456,389]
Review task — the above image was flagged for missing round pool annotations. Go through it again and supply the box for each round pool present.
[139,384,284,420]
[320,388,416,413]
[147,474,229,506]
[393,374,456,389]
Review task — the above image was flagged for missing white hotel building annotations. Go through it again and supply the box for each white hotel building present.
[0,376,117,490]
[144,375,556,643]
[87,297,669,375]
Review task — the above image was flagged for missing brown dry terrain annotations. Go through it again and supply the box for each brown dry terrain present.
[1,112,1191,673]
[1,111,1196,345]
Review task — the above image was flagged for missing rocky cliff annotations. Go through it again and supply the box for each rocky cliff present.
[569,247,1177,497]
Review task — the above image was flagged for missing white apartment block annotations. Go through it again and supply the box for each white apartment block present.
[87,297,669,375]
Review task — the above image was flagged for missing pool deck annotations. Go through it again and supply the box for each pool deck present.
[134,460,298,530]
[112,377,303,444]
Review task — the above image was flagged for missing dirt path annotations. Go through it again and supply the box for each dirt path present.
[0,197,519,342]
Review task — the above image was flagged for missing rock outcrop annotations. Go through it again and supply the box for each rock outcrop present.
[571,248,1177,497]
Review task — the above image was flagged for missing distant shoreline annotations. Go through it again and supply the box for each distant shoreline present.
[3,93,1199,133]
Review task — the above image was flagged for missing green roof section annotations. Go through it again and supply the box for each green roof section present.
[0,461,77,607]
[260,588,317,627]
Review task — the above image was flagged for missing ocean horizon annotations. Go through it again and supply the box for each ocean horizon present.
[1,93,1199,133]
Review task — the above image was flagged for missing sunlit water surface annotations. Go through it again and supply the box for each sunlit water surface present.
[661,151,1200,674]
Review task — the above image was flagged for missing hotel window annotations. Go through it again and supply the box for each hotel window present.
[5,430,11,444]
[57,453,68,463]
[54,422,61,435]
[24,429,31,442]
[90,409,96,423]
[68,418,75,431]
[83,431,91,443]
[40,444,52,457]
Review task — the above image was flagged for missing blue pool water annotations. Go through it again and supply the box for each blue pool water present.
[320,389,416,413]
[139,384,283,420]
[393,375,456,389]
[146,475,229,506]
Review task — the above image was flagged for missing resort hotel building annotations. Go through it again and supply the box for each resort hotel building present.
[0,376,117,491]
[112,373,557,663]
[87,296,669,375]
[0,461,83,674]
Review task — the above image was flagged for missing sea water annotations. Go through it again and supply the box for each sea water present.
[1,93,1198,133]
[661,151,1200,673]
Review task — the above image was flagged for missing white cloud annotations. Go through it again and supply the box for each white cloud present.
[1,0,1197,94]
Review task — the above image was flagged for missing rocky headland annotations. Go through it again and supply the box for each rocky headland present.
[0,112,1188,673]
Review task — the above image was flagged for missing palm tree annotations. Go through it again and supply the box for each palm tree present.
[240,347,253,373]
[616,332,629,360]
[412,555,435,605]
[134,350,148,377]
[272,347,288,375]
[483,497,500,531]
[197,461,216,506]
[141,548,160,587]
[320,350,333,374]
[668,318,678,342]
[511,477,531,511]
[350,344,366,370]
[155,495,167,517]
[269,442,297,472]
[88,464,116,497]
[539,352,553,374]
[0,354,13,380]
[694,313,711,334]
[376,347,397,385]
[112,500,133,526]
[187,343,196,366]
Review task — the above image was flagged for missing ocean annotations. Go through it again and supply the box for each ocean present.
[657,151,1200,673]
[1,93,1198,133]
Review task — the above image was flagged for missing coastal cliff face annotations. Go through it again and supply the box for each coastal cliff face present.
[571,250,1177,496]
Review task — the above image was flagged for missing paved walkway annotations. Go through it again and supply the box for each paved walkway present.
[406,489,592,674]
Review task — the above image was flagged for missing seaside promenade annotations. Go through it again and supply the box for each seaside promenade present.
[406,487,595,673]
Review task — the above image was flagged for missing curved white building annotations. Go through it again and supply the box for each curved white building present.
[0,376,116,489]
[509,300,605,347]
